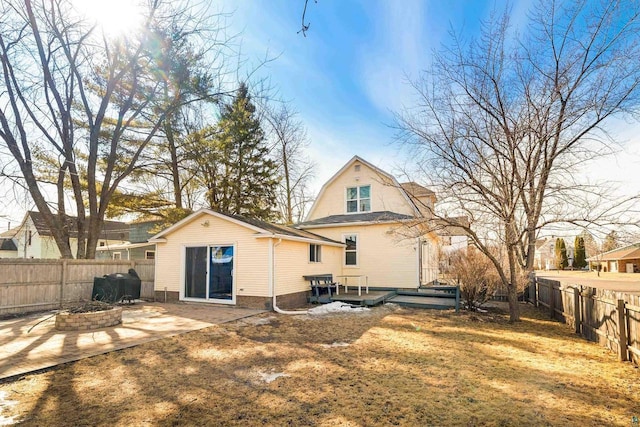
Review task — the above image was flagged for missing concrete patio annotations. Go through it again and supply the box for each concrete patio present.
[0,302,264,381]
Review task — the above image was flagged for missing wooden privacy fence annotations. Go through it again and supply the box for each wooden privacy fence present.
[0,259,155,316]
[527,277,640,366]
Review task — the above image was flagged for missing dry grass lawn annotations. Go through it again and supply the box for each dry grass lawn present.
[1,303,639,426]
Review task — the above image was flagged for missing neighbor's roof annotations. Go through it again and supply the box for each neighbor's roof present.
[150,209,344,246]
[0,238,17,251]
[400,182,435,198]
[588,243,640,261]
[296,211,415,228]
[431,217,470,236]
[0,227,19,238]
[24,211,129,241]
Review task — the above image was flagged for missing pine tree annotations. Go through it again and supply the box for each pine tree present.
[555,238,568,270]
[195,83,279,220]
[573,236,587,269]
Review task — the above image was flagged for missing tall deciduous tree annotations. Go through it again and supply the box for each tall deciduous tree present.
[398,0,640,321]
[603,230,619,252]
[0,0,228,258]
[192,83,279,220]
[264,103,315,224]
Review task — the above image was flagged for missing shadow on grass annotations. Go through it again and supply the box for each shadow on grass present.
[4,304,639,426]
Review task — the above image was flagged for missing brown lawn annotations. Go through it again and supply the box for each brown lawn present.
[1,303,638,426]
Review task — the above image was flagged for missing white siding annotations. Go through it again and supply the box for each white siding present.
[154,214,271,297]
[308,160,415,220]
[274,240,342,296]
[306,223,419,288]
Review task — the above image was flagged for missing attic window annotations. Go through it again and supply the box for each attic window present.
[346,185,371,213]
[354,164,361,172]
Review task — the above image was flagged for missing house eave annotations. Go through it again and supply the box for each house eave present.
[298,219,411,229]
[254,233,344,247]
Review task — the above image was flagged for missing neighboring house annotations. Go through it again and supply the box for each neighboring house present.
[12,211,129,258]
[533,237,575,270]
[0,238,18,258]
[96,220,160,260]
[150,156,442,309]
[587,243,640,273]
[150,210,344,308]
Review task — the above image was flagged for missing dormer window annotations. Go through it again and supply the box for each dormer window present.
[346,185,371,213]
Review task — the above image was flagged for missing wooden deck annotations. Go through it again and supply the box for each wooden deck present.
[330,290,395,306]
[387,294,457,309]
[317,286,460,311]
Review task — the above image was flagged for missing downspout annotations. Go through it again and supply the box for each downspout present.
[271,237,308,315]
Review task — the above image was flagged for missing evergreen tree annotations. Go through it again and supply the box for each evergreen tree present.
[194,83,279,220]
[554,238,568,270]
[573,236,587,269]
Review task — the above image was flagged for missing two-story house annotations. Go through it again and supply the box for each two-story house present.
[151,156,440,309]
[95,219,160,260]
[11,211,129,258]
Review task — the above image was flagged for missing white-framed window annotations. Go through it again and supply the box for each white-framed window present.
[99,241,105,247]
[145,250,156,260]
[309,244,321,263]
[344,234,358,266]
[346,185,371,213]
[112,252,122,260]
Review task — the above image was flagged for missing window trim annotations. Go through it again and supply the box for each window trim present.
[145,250,156,260]
[343,233,358,267]
[345,185,371,214]
[112,252,122,260]
[309,244,322,263]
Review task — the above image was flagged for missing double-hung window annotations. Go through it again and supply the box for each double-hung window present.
[344,234,357,266]
[309,244,322,263]
[346,185,371,213]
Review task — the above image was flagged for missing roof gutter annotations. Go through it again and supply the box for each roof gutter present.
[297,220,412,229]
[255,232,344,247]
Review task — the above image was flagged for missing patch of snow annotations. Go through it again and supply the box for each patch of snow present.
[321,342,351,348]
[0,391,19,426]
[258,371,289,383]
[244,316,276,326]
[307,302,370,315]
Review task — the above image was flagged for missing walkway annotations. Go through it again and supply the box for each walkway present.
[0,302,264,381]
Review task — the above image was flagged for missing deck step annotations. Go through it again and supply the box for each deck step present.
[387,294,458,310]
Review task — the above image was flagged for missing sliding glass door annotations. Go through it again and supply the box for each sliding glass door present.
[184,245,234,303]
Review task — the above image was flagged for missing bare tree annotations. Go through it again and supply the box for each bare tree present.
[399,0,640,321]
[0,0,230,258]
[263,102,315,224]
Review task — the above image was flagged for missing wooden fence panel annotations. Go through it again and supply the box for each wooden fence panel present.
[531,276,638,366]
[626,304,640,365]
[0,259,155,316]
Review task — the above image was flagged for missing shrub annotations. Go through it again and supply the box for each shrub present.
[448,248,501,310]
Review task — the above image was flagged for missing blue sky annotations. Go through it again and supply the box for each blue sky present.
[222,0,640,203]
[220,0,536,185]
[2,0,639,229]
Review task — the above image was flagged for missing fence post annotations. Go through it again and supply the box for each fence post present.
[573,287,581,334]
[59,259,67,308]
[617,299,628,362]
[549,283,555,319]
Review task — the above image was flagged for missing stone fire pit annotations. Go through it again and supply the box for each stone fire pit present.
[55,303,122,331]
